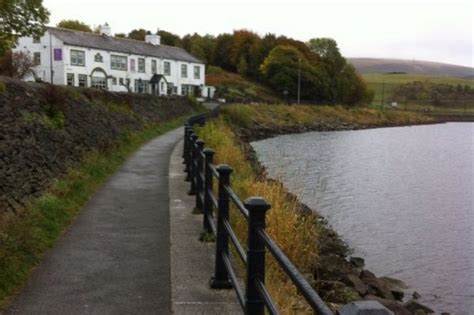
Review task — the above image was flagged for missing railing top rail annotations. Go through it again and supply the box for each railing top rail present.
[224,185,249,218]
[257,228,334,315]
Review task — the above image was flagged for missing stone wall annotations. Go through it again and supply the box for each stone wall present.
[0,76,194,214]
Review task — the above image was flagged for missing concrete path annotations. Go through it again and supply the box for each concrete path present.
[169,140,241,315]
[5,128,184,315]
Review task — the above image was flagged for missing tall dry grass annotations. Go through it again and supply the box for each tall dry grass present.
[196,118,319,314]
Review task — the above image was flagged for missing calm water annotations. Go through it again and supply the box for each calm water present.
[251,123,474,314]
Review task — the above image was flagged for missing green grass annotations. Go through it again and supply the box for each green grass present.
[363,73,474,104]
[0,115,190,307]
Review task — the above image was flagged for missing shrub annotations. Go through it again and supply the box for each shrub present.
[0,51,37,79]
[0,82,5,94]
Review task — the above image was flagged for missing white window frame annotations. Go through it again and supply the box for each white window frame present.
[91,76,107,90]
[94,53,103,63]
[33,52,41,65]
[111,55,127,71]
[78,74,87,87]
[138,58,146,73]
[70,49,85,66]
[181,64,188,78]
[164,61,171,75]
[194,66,200,79]
[151,60,157,74]
[67,73,75,86]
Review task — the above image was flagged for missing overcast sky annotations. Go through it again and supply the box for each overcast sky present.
[43,0,473,67]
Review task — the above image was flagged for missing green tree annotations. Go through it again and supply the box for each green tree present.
[212,33,235,72]
[114,33,127,38]
[57,20,92,32]
[157,30,182,47]
[128,28,151,41]
[0,0,50,55]
[260,45,325,100]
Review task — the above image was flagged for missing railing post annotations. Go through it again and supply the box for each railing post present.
[245,197,271,315]
[183,124,190,163]
[187,133,198,193]
[210,164,233,289]
[203,148,215,234]
[194,139,205,212]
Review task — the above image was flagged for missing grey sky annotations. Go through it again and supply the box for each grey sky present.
[43,0,473,67]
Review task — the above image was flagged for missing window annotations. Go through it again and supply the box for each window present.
[111,77,117,85]
[70,49,85,66]
[181,64,187,78]
[181,84,194,96]
[138,58,145,73]
[94,53,103,63]
[130,59,136,71]
[67,73,75,86]
[164,61,171,75]
[151,60,157,74]
[119,78,124,85]
[78,74,87,87]
[160,82,164,92]
[134,79,149,94]
[91,76,107,90]
[194,66,200,79]
[111,55,127,70]
[33,52,41,65]
[33,36,41,43]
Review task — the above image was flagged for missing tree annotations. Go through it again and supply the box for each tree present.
[0,0,50,56]
[57,20,92,32]
[157,30,182,47]
[212,33,235,72]
[230,30,261,79]
[128,29,151,41]
[260,45,325,101]
[114,33,127,38]
[0,51,37,79]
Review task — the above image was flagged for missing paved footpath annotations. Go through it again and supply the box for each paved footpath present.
[5,128,184,315]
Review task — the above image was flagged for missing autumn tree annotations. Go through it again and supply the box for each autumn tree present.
[57,20,92,32]
[0,0,50,55]
[230,30,261,78]
[114,33,127,38]
[182,33,216,64]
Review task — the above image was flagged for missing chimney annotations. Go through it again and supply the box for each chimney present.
[99,23,111,36]
[145,34,161,46]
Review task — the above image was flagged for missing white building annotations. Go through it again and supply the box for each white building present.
[14,24,212,96]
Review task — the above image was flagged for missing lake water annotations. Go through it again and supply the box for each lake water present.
[251,123,474,314]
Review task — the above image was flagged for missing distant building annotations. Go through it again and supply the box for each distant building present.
[14,24,212,96]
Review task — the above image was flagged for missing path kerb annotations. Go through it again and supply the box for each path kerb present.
[169,139,242,315]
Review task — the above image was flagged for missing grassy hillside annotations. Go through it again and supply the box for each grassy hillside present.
[363,73,474,105]
[206,66,282,103]
[349,58,474,77]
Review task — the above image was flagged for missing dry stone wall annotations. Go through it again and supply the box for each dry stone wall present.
[0,76,193,213]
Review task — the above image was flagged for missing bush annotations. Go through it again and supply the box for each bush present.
[0,82,5,94]
[0,51,37,79]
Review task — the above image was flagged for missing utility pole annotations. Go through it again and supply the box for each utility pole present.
[297,58,301,105]
[381,81,385,110]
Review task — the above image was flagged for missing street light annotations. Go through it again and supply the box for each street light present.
[297,58,301,105]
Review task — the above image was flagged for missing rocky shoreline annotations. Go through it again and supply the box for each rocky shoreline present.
[234,126,441,315]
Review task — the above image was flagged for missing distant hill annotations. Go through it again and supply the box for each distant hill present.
[349,58,474,78]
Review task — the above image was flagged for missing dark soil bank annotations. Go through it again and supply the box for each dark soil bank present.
[0,77,194,214]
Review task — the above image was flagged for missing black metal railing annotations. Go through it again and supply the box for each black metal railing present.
[182,119,334,315]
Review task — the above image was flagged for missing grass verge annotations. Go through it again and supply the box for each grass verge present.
[196,118,320,313]
[0,115,189,307]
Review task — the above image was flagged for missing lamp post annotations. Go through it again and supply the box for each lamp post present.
[297,58,301,105]
[283,89,289,105]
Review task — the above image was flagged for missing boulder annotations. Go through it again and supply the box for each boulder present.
[364,295,411,315]
[343,273,369,296]
[350,257,365,269]
[360,271,395,300]
[404,299,435,314]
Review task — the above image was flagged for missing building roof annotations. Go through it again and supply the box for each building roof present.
[46,27,203,64]
[149,74,167,84]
